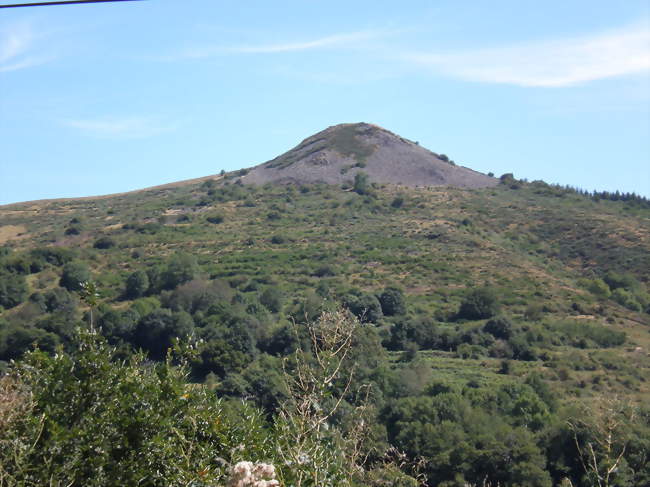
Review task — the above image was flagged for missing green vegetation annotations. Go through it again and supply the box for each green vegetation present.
[0,176,649,485]
[329,124,375,161]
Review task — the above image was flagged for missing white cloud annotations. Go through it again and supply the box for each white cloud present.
[62,116,175,139]
[0,22,50,73]
[176,30,381,59]
[405,23,650,87]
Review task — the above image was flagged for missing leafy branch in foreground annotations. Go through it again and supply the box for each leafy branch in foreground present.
[275,308,421,487]
[567,397,637,487]
[0,318,420,486]
[276,309,359,486]
[0,330,273,486]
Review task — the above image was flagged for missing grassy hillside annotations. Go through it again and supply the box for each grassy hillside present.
[1,175,649,485]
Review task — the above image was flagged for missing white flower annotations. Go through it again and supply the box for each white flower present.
[227,461,278,487]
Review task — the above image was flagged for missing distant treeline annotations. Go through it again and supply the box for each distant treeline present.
[569,186,649,207]
[500,174,650,208]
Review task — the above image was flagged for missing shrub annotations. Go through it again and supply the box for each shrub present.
[125,270,150,299]
[59,260,91,292]
[206,213,225,224]
[0,331,273,486]
[378,286,406,316]
[43,287,77,314]
[344,293,383,323]
[0,270,28,309]
[134,309,193,360]
[30,247,76,267]
[524,303,544,321]
[483,316,514,339]
[391,196,405,208]
[162,279,232,314]
[583,278,611,299]
[603,271,638,291]
[260,287,283,313]
[353,172,370,195]
[314,265,336,277]
[611,288,642,311]
[93,236,116,249]
[457,287,499,320]
[270,235,285,245]
[0,325,60,361]
[162,253,200,290]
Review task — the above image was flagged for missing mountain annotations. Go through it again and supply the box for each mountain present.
[239,122,497,188]
[1,124,650,485]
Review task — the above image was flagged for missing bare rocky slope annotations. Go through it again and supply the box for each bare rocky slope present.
[239,122,497,188]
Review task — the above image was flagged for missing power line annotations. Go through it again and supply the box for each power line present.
[0,0,143,8]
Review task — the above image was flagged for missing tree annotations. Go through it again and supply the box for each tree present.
[59,260,91,292]
[457,286,499,320]
[391,195,405,208]
[345,293,383,323]
[0,270,27,309]
[378,287,406,316]
[79,281,100,330]
[260,287,283,313]
[97,308,139,343]
[134,309,193,360]
[483,316,514,339]
[93,237,116,249]
[162,253,199,290]
[162,279,232,314]
[43,287,77,314]
[353,172,370,195]
[125,270,150,299]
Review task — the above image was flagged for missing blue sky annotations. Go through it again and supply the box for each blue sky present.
[1,0,649,205]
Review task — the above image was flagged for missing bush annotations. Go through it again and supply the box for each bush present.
[270,235,285,245]
[162,279,232,314]
[93,236,116,249]
[43,287,77,314]
[206,213,224,224]
[162,253,200,290]
[59,260,91,292]
[0,270,28,309]
[134,309,193,360]
[603,271,638,291]
[378,287,406,316]
[125,270,150,299]
[0,325,60,361]
[391,196,405,208]
[344,293,383,323]
[0,331,272,486]
[583,278,611,299]
[611,288,642,311]
[353,172,370,195]
[260,287,283,313]
[484,316,514,339]
[30,247,76,267]
[457,287,499,320]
